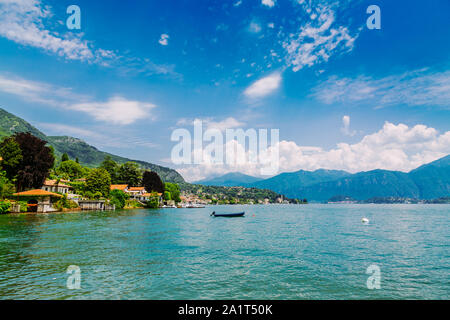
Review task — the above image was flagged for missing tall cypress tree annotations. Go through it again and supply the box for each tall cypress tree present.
[142,171,164,193]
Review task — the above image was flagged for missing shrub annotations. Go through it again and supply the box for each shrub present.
[0,201,11,214]
[18,201,28,213]
[110,189,129,209]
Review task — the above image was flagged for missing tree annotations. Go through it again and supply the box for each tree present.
[85,168,111,197]
[100,156,120,184]
[13,133,54,191]
[165,182,181,203]
[57,160,84,179]
[0,171,15,199]
[75,157,79,164]
[61,153,69,162]
[142,171,164,193]
[118,162,142,186]
[110,189,129,209]
[0,137,23,180]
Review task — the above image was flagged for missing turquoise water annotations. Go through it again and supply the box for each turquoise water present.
[0,204,448,299]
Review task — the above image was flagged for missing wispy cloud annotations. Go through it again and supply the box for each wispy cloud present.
[70,97,156,125]
[262,0,275,8]
[282,4,357,72]
[0,0,179,77]
[244,72,282,99]
[158,34,169,46]
[0,73,157,125]
[175,117,245,132]
[341,115,356,136]
[311,69,450,109]
[0,0,113,63]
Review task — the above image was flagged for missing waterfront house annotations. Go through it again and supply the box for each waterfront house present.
[42,179,73,195]
[127,187,146,199]
[12,189,62,213]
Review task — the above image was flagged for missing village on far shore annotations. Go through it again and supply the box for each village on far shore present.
[0,132,300,214]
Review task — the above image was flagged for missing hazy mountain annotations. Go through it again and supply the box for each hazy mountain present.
[196,172,263,187]
[248,169,351,197]
[199,158,450,201]
[0,108,185,183]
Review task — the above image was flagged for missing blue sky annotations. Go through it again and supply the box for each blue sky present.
[0,0,449,181]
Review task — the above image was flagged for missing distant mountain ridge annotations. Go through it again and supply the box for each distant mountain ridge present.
[0,108,184,183]
[196,172,263,187]
[199,157,450,201]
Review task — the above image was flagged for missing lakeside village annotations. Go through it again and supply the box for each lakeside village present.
[0,132,299,214]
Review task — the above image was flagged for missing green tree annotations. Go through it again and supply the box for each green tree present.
[85,168,111,197]
[0,137,23,180]
[165,182,181,203]
[75,157,79,164]
[0,171,15,199]
[142,170,164,193]
[100,156,120,184]
[118,162,142,186]
[110,189,129,209]
[61,153,69,162]
[13,133,54,191]
[57,160,84,179]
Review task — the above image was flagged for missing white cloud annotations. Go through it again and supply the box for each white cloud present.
[233,0,242,7]
[0,0,114,63]
[175,117,244,132]
[262,0,275,8]
[176,122,450,181]
[341,115,356,136]
[158,34,169,46]
[0,73,157,125]
[282,5,357,72]
[0,1,178,76]
[69,97,156,125]
[311,69,450,109]
[244,72,281,99]
[0,73,88,106]
[249,22,261,33]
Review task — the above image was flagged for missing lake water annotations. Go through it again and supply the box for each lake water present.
[0,204,448,300]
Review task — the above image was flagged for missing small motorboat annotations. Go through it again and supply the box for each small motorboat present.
[362,217,369,224]
[210,211,245,217]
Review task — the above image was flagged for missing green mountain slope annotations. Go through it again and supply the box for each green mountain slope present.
[0,108,184,183]
[195,172,263,187]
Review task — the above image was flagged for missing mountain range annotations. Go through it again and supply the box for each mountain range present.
[0,108,184,183]
[195,172,263,187]
[1,107,448,201]
[197,157,450,202]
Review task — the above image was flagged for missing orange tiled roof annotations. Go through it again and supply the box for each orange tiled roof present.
[13,189,63,197]
[110,184,128,191]
[128,187,145,191]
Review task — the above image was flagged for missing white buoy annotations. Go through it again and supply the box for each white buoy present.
[362,217,369,224]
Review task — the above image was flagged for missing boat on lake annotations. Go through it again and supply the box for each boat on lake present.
[210,211,245,217]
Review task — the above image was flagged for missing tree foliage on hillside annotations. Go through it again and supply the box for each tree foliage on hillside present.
[142,170,164,193]
[118,162,142,186]
[86,168,111,197]
[100,156,120,184]
[0,136,22,180]
[1,133,54,191]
